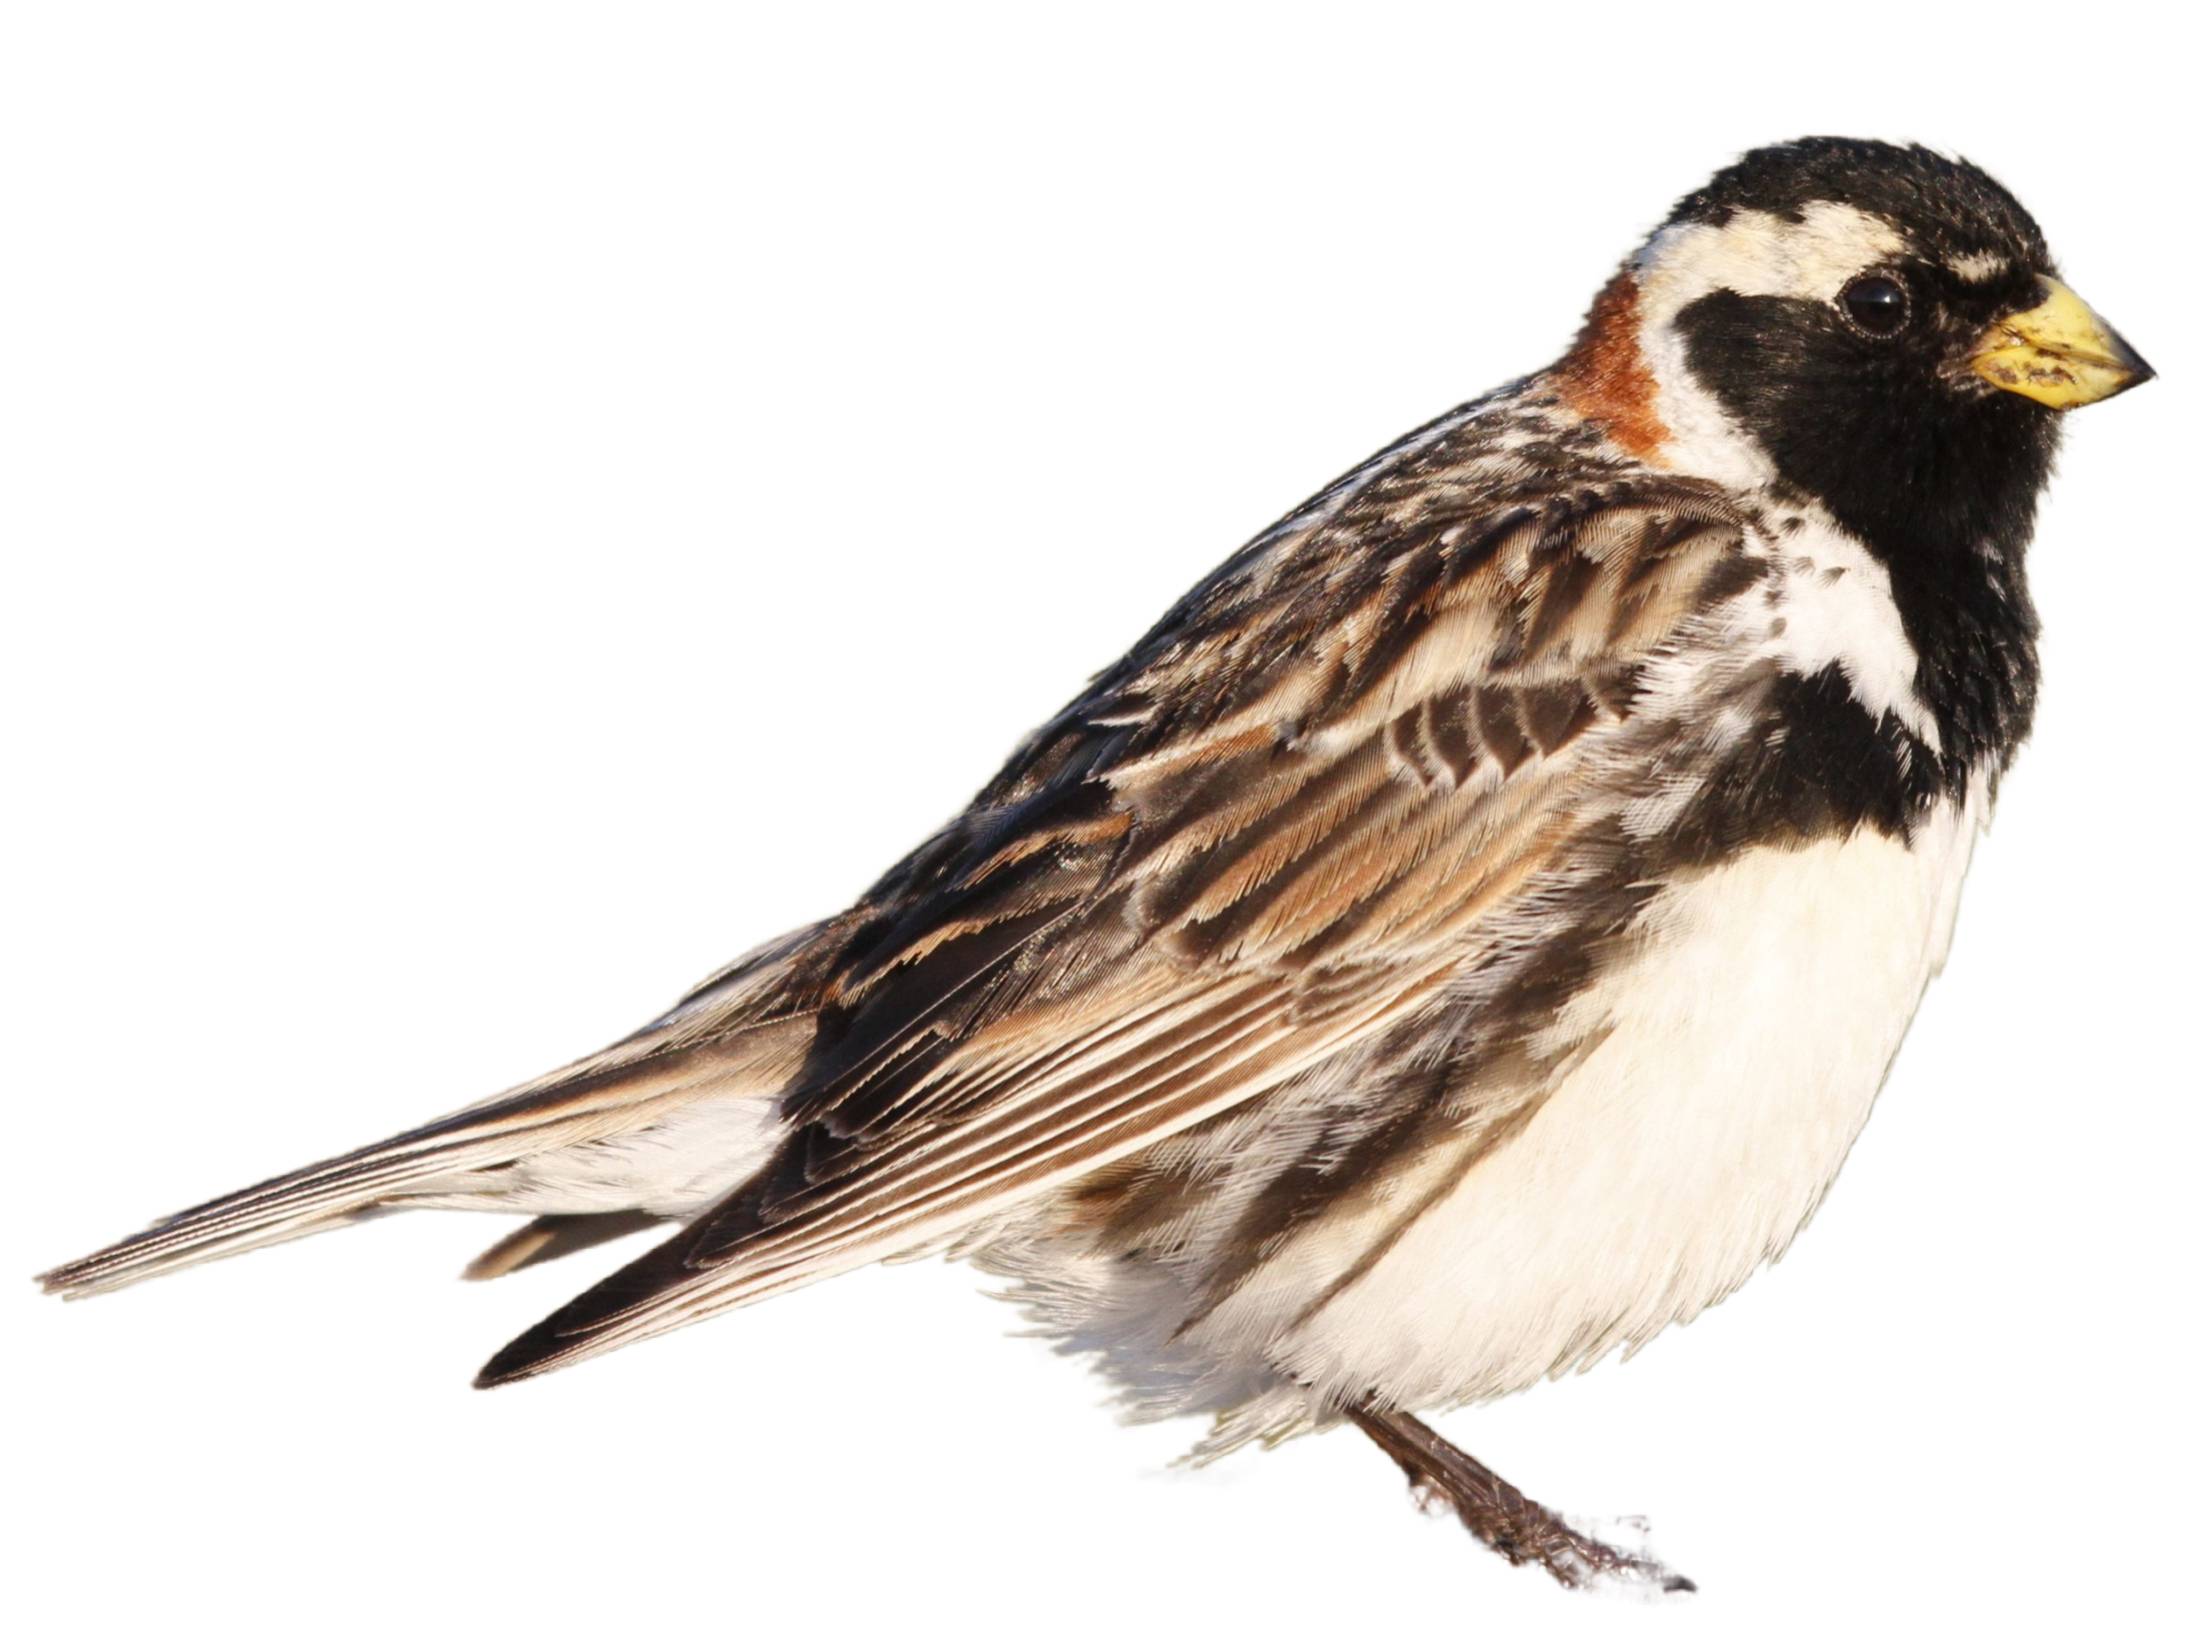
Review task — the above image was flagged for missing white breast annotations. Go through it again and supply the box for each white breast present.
[1260,793,1985,1411]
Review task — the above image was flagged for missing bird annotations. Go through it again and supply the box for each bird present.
[40,137,2152,1591]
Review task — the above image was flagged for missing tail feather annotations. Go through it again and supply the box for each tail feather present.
[36,922,824,1302]
[462,1211,667,1281]
[38,1040,796,1300]
[37,1105,624,1298]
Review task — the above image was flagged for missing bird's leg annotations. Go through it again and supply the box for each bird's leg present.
[1346,1406,1693,1593]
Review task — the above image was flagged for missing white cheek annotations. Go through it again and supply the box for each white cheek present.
[1635,319,1778,491]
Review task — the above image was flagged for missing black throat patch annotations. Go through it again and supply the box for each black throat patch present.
[1673,287,2052,781]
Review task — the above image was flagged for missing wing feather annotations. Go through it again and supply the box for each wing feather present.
[478,415,1758,1385]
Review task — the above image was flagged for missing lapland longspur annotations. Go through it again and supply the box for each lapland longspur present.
[43,138,2153,1590]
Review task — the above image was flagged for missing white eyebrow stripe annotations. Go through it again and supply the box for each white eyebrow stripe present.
[1948,250,2009,282]
[1632,202,1909,309]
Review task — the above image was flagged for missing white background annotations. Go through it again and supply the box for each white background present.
[6,4,2192,1645]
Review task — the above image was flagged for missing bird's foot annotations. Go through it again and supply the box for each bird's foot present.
[1350,1406,1693,1595]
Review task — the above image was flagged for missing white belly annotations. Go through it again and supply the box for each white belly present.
[1253,796,1985,1411]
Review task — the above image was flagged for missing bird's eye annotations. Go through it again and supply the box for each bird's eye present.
[1839,275,1909,337]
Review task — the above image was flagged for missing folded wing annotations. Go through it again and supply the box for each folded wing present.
[480,435,1758,1385]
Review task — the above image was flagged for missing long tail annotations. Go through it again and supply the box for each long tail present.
[36,1044,747,1298]
[38,926,823,1299]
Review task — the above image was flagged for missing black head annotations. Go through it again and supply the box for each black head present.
[1633,139,2148,561]
[1580,138,2152,771]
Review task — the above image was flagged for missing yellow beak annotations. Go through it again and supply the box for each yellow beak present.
[1970,277,2153,409]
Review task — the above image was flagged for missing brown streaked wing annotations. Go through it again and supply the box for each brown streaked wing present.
[476,459,1755,1385]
